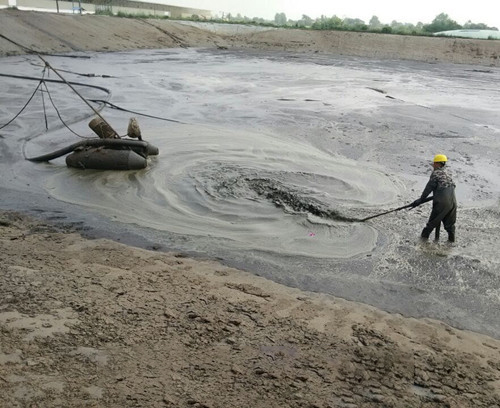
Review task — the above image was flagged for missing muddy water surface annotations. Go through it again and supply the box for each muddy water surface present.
[1,49,499,337]
[45,124,406,258]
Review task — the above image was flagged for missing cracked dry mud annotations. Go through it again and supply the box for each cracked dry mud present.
[1,212,499,407]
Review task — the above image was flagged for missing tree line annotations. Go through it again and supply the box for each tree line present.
[218,12,497,35]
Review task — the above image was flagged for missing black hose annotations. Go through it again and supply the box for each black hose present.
[27,139,150,162]
[0,73,112,94]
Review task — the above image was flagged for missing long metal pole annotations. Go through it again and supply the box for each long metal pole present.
[56,0,59,13]
[360,196,433,222]
[360,204,412,222]
[38,55,119,137]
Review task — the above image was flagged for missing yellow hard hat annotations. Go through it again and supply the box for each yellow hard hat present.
[433,154,448,163]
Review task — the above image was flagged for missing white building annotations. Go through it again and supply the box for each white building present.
[0,0,212,18]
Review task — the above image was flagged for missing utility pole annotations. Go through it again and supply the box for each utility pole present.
[79,0,82,15]
[56,0,59,13]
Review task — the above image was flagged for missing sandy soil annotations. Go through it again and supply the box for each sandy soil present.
[1,9,500,407]
[1,211,500,407]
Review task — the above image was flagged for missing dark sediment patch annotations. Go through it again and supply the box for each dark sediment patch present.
[246,178,360,223]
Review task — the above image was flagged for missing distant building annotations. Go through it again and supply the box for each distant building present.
[434,29,500,40]
[0,0,212,19]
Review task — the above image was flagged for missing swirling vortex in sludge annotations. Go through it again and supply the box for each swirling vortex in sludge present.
[45,124,404,258]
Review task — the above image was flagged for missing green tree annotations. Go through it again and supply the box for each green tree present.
[312,15,343,30]
[297,14,313,27]
[463,20,496,30]
[389,21,419,34]
[423,13,461,33]
[274,12,287,25]
[369,15,383,30]
[343,17,366,30]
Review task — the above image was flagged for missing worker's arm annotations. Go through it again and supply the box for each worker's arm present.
[410,173,437,208]
[420,173,437,200]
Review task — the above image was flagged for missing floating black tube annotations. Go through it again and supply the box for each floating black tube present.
[27,139,158,162]
[66,148,148,170]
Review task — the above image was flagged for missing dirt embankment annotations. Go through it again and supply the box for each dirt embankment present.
[1,8,500,66]
[1,211,500,407]
[2,9,500,408]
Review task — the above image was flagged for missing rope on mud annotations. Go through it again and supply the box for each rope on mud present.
[42,80,86,138]
[88,99,185,124]
[39,55,119,135]
[1,68,184,160]
[0,73,184,124]
[0,73,108,138]
[0,78,45,130]
[0,33,90,58]
[30,63,115,78]
[365,87,480,124]
[0,72,112,159]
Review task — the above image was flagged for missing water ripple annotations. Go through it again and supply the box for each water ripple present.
[46,124,403,258]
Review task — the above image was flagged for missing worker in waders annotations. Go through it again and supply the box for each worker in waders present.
[411,154,457,242]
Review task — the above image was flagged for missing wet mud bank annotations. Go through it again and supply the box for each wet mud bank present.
[1,47,499,340]
[2,211,500,407]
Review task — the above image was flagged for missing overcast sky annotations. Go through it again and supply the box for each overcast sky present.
[157,0,500,28]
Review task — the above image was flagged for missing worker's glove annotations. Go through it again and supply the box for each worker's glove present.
[410,198,423,208]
